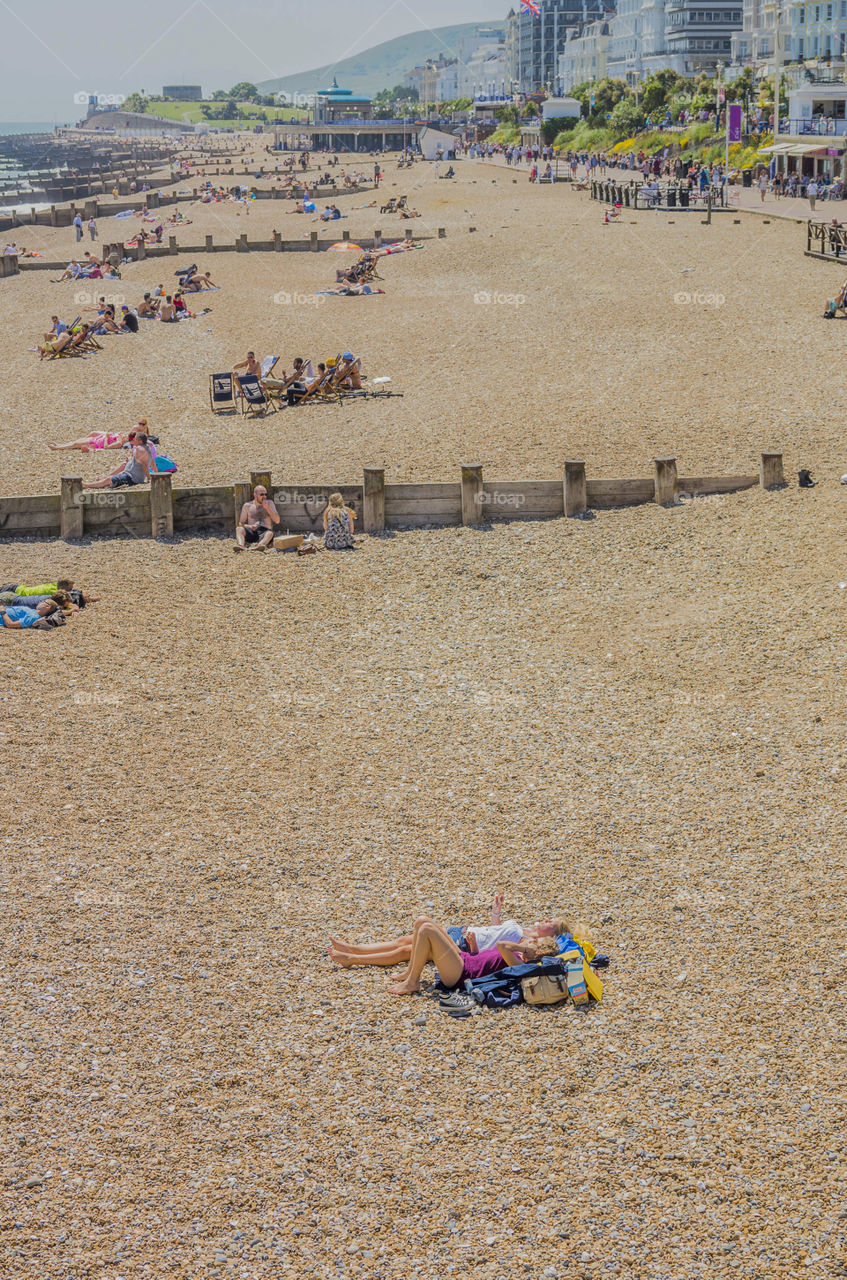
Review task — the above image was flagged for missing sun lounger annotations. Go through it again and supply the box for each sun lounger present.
[210,372,237,414]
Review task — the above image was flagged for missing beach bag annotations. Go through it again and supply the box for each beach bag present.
[151,455,178,475]
[522,974,570,1006]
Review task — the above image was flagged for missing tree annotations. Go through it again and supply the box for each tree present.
[229,82,258,100]
[210,89,229,101]
[496,103,519,125]
[641,69,688,115]
[608,98,645,139]
[123,92,147,113]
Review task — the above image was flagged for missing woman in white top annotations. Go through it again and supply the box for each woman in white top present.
[328,891,569,969]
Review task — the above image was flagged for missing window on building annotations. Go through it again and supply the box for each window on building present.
[826,2,833,16]
[815,4,821,19]
[799,7,805,20]
[841,0,846,16]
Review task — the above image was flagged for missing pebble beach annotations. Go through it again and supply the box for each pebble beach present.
[2,147,846,1280]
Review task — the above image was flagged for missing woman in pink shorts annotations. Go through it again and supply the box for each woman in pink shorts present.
[48,418,148,452]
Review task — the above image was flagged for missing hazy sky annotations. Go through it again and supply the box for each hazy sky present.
[0,0,507,121]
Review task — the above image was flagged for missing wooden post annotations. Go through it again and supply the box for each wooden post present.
[310,230,319,251]
[60,477,84,540]
[168,235,177,254]
[136,238,146,260]
[564,460,587,518]
[342,228,350,241]
[233,481,252,526]
[653,457,678,507]
[405,227,413,241]
[205,234,214,252]
[807,219,812,254]
[374,228,382,248]
[150,474,174,538]
[461,464,484,526]
[760,451,785,490]
[438,227,446,238]
[363,467,386,533]
[50,205,57,227]
[250,470,272,496]
[273,230,282,251]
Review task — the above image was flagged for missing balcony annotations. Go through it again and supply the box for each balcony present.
[784,115,847,134]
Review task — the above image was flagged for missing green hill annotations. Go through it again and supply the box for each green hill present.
[257,23,502,99]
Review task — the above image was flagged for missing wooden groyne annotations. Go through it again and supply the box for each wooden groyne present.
[0,454,785,543]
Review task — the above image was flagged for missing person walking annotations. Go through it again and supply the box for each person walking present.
[758,170,769,203]
[88,217,97,241]
[808,178,819,212]
[73,212,83,242]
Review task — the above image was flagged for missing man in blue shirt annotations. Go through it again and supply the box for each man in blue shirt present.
[0,601,57,629]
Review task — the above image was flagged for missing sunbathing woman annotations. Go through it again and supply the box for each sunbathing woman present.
[347,916,558,997]
[330,905,570,969]
[48,418,151,452]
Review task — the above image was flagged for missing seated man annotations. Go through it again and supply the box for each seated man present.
[158,295,177,322]
[57,260,82,282]
[43,315,67,343]
[82,433,151,490]
[233,350,260,388]
[234,484,279,552]
[137,292,160,317]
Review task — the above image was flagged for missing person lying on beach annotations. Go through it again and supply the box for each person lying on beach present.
[0,600,60,629]
[330,895,570,968]
[337,915,558,997]
[323,283,385,296]
[234,483,279,552]
[2,579,99,609]
[82,433,151,490]
[48,430,132,452]
[825,279,847,317]
[182,271,217,292]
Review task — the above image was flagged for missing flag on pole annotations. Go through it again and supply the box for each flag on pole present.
[520,0,540,13]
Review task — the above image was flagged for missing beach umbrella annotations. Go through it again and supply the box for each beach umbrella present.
[328,242,363,252]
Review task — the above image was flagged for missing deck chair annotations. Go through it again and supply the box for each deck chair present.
[380,197,396,214]
[289,366,339,405]
[210,372,237,414]
[237,372,275,416]
[326,356,366,399]
[260,355,279,380]
[397,195,408,210]
[263,362,312,404]
[175,262,198,284]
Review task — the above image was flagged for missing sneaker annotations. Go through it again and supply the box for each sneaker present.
[567,957,589,1006]
[438,990,478,1011]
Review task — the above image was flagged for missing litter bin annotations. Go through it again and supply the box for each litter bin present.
[679,187,690,208]
[742,169,752,188]
[667,187,677,208]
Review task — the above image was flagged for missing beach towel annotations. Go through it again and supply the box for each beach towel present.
[113,210,133,219]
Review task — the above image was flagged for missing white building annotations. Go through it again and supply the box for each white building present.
[605,0,671,82]
[559,20,613,89]
[788,0,847,61]
[762,79,847,178]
